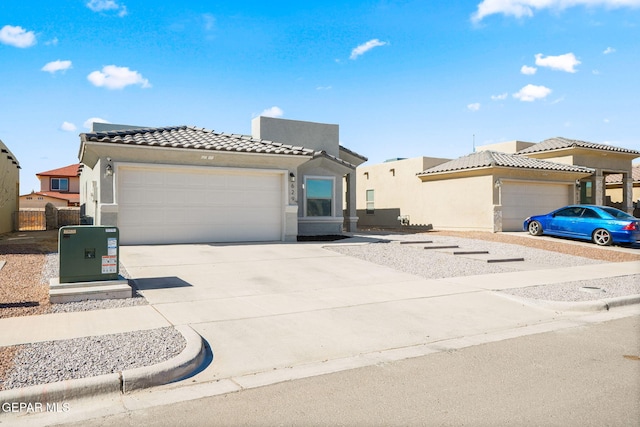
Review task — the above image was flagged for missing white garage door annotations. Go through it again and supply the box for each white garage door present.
[117,165,284,245]
[501,182,571,232]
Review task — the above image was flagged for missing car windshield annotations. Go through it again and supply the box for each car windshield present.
[600,207,636,219]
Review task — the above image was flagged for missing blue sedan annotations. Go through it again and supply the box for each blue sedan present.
[523,205,640,246]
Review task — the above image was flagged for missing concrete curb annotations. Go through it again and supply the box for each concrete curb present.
[122,325,206,393]
[0,325,205,406]
[494,292,640,312]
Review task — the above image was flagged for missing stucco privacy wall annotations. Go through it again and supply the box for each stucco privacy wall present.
[0,139,19,234]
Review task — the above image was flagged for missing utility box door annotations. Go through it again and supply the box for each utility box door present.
[59,226,119,283]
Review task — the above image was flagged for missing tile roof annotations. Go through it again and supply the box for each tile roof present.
[417,150,594,175]
[517,137,640,155]
[81,126,316,157]
[36,164,80,177]
[605,165,640,184]
[339,145,368,161]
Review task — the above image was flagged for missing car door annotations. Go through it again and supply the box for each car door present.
[547,207,583,236]
[574,207,603,239]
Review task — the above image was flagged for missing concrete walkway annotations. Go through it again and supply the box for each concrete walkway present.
[1,238,638,411]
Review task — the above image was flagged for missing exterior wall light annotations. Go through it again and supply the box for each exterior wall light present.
[105,163,113,176]
[289,172,296,182]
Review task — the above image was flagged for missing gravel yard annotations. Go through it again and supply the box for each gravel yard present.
[1,229,639,391]
[0,231,184,390]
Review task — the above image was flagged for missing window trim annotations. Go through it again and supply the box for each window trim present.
[304,176,335,217]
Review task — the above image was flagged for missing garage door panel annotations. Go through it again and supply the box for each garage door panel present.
[502,182,571,232]
[117,166,284,244]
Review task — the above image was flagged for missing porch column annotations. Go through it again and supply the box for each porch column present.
[344,172,358,232]
[624,175,634,214]
[593,171,605,206]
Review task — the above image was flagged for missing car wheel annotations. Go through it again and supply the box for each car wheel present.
[528,220,543,236]
[592,228,612,246]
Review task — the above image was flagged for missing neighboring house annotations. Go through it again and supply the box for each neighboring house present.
[0,139,20,234]
[78,117,366,245]
[357,137,639,232]
[357,156,450,228]
[20,164,81,208]
[20,192,71,209]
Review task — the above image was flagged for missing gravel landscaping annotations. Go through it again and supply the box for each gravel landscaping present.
[0,231,185,390]
[1,327,185,390]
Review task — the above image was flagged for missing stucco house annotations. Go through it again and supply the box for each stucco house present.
[19,164,81,208]
[78,117,366,245]
[357,137,639,232]
[0,139,20,234]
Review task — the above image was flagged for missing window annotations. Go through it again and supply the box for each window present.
[306,177,334,217]
[554,207,583,218]
[51,178,69,191]
[366,189,375,214]
[580,181,593,204]
[581,208,601,219]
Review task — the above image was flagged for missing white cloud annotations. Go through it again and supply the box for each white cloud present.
[491,92,508,100]
[86,0,128,17]
[520,65,537,75]
[45,37,59,46]
[316,85,332,91]
[535,53,581,73]
[87,65,151,89]
[42,60,72,74]
[0,25,36,48]
[513,84,552,101]
[472,0,640,23]
[603,46,616,54]
[467,103,481,111]
[60,122,77,132]
[83,117,110,129]
[603,118,610,123]
[350,39,388,60]
[258,106,284,118]
[202,13,215,31]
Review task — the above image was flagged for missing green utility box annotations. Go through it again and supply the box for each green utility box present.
[59,226,119,283]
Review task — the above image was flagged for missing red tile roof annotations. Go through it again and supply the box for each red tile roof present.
[36,164,80,177]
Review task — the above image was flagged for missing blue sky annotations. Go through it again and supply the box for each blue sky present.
[2,0,639,193]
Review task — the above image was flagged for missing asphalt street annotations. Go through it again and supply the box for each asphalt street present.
[63,314,640,427]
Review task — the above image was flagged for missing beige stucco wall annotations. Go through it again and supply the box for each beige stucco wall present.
[20,195,68,209]
[0,140,19,234]
[607,186,640,204]
[356,157,449,227]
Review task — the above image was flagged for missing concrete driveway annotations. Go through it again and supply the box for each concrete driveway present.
[119,239,636,392]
